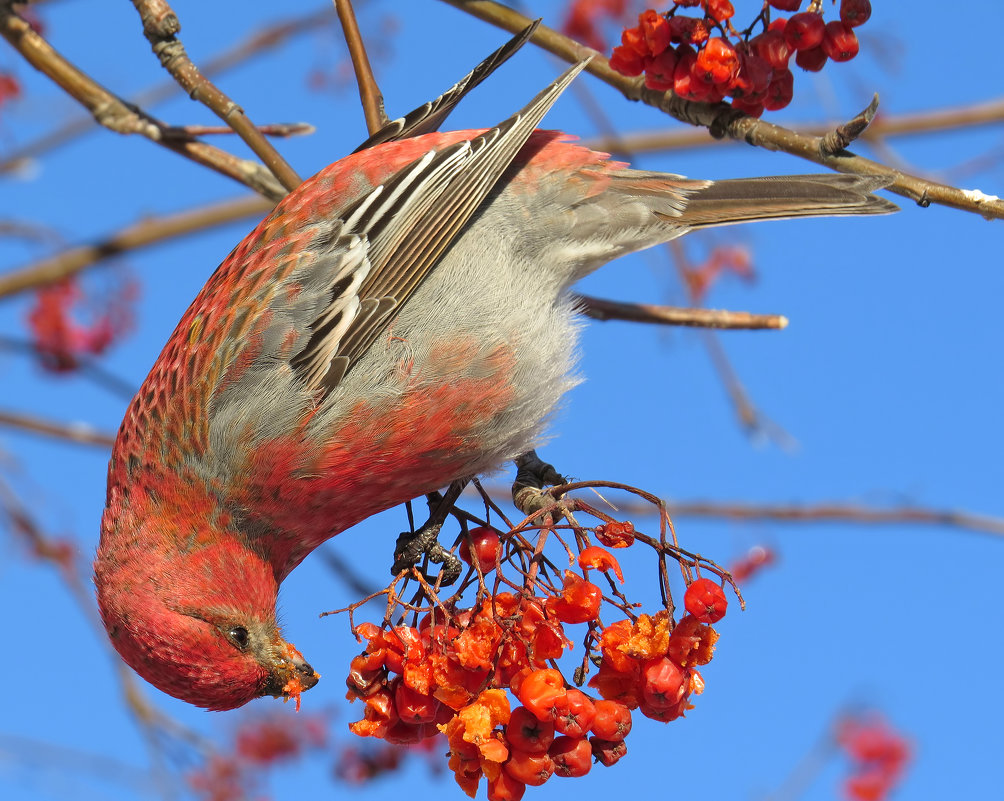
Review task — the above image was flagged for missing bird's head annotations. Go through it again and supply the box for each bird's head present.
[95,505,319,711]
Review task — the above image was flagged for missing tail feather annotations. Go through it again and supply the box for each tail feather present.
[663,174,898,228]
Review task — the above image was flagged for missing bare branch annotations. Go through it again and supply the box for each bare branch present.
[437,0,1004,221]
[161,121,315,139]
[574,293,788,330]
[0,195,273,300]
[0,409,116,448]
[129,0,302,192]
[0,4,286,199]
[333,0,388,134]
[665,500,1004,539]
[0,7,330,174]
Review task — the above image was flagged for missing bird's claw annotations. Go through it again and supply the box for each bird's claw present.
[392,517,463,586]
[512,449,568,520]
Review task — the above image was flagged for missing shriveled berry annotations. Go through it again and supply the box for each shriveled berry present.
[590,736,628,767]
[768,0,802,10]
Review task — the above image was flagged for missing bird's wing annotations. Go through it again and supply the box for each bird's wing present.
[352,21,540,152]
[289,58,589,395]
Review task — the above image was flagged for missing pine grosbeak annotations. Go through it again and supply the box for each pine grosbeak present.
[94,36,895,710]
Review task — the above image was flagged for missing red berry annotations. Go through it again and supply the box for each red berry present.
[609,43,647,77]
[668,15,709,46]
[750,30,791,70]
[553,689,596,738]
[768,0,801,10]
[693,38,739,86]
[822,20,859,61]
[684,577,728,623]
[731,96,765,118]
[644,47,678,91]
[488,771,526,801]
[641,657,688,710]
[546,571,603,624]
[784,12,825,51]
[590,700,632,742]
[594,520,635,548]
[764,68,794,111]
[503,749,555,787]
[460,526,501,573]
[704,0,734,22]
[840,0,871,27]
[590,736,628,767]
[517,668,567,722]
[506,706,554,755]
[729,48,771,100]
[639,9,671,56]
[394,682,440,724]
[549,736,592,778]
[794,44,827,72]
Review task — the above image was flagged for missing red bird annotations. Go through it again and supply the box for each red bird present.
[94,32,895,710]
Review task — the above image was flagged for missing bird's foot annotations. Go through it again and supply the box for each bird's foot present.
[391,482,466,586]
[512,449,567,518]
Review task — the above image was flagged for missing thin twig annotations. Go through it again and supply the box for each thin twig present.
[333,0,388,134]
[437,0,1004,221]
[129,0,302,192]
[0,4,286,199]
[161,122,315,139]
[0,7,330,174]
[574,293,788,330]
[0,195,273,300]
[0,409,116,447]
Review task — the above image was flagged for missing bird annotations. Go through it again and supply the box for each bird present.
[94,27,896,711]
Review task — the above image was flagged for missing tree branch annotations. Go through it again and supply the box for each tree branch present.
[581,96,1004,157]
[0,195,273,300]
[0,409,116,447]
[0,3,287,199]
[333,0,388,134]
[0,7,330,175]
[129,0,302,192]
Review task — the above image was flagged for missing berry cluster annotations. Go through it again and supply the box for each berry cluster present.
[837,715,911,801]
[609,0,872,117]
[340,491,737,799]
[27,276,135,372]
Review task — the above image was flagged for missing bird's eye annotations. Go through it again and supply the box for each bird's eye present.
[227,625,251,651]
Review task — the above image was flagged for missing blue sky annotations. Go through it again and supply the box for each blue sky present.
[1,1,1002,800]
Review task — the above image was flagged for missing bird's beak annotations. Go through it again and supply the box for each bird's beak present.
[260,639,320,706]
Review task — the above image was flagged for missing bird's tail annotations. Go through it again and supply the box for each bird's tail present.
[663,173,898,228]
